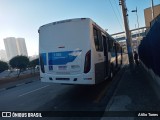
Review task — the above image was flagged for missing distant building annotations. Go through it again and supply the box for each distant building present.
[4,37,19,61]
[144,4,160,28]
[29,55,39,61]
[3,37,28,61]
[0,49,7,61]
[16,38,28,56]
[132,38,141,51]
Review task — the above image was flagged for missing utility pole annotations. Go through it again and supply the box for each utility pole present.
[151,0,155,20]
[119,0,134,70]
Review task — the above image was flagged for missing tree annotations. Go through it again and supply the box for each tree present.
[0,61,9,73]
[9,55,29,77]
[28,58,39,74]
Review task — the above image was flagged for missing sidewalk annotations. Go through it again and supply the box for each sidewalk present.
[102,64,160,120]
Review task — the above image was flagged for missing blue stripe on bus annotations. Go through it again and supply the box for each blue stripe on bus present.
[40,53,47,65]
[48,50,82,65]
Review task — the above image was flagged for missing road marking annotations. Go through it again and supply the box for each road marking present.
[16,83,25,86]
[19,85,50,97]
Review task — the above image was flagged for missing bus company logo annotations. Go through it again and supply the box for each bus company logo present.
[2,112,11,117]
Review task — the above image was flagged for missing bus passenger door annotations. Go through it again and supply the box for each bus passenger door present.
[102,35,109,78]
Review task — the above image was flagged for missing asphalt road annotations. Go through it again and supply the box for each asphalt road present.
[0,76,111,109]
[0,54,128,120]
[0,77,111,120]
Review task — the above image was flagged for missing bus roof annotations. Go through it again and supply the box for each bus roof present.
[39,18,90,31]
[39,18,107,33]
[38,17,118,43]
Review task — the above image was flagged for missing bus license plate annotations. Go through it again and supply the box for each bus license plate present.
[58,66,67,70]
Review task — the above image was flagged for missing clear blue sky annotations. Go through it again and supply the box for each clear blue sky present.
[0,0,159,56]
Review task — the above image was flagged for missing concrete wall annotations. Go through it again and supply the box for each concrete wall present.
[141,61,160,99]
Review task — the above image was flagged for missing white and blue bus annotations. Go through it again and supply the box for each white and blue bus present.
[39,18,122,85]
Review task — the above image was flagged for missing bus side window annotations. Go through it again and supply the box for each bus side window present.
[93,28,103,51]
[111,43,116,57]
[114,42,117,53]
[93,28,99,50]
[117,44,121,53]
[108,38,114,52]
[98,31,103,51]
[102,35,107,56]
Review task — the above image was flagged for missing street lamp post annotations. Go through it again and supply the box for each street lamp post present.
[132,7,140,37]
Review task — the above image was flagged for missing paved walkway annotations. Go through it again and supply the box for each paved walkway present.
[102,64,160,120]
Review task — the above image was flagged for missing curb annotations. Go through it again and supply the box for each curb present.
[100,65,127,119]
[101,65,127,112]
[0,80,39,92]
[0,88,6,92]
[6,86,16,90]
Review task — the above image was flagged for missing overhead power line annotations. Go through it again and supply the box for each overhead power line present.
[113,0,124,30]
[108,0,124,31]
